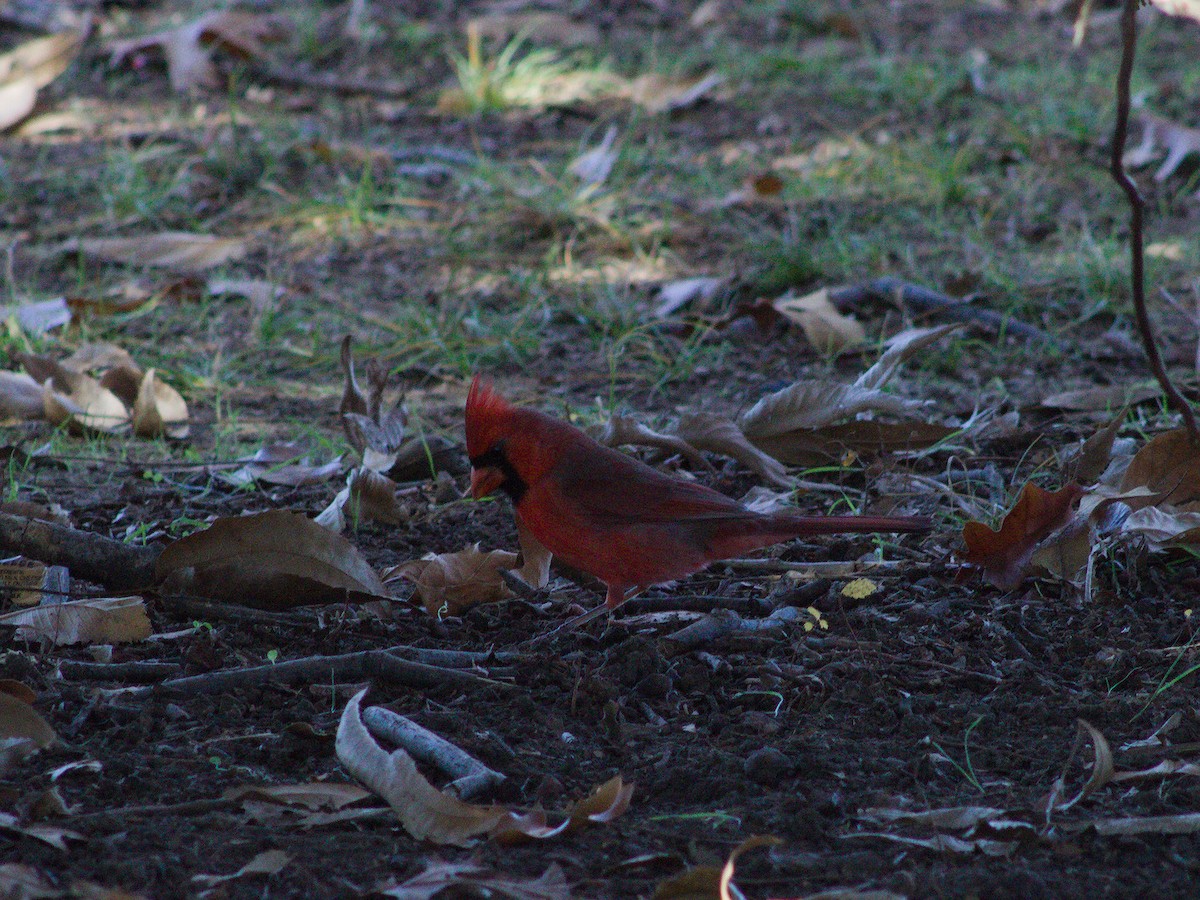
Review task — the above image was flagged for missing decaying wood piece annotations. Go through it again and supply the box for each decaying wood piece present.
[0,511,159,590]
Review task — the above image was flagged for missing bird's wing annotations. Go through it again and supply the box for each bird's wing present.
[552,444,753,524]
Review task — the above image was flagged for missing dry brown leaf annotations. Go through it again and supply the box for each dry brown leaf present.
[154,510,388,609]
[0,30,83,131]
[1041,382,1160,412]
[1070,411,1127,484]
[0,560,67,607]
[394,545,519,617]
[0,371,44,420]
[1118,506,1200,549]
[224,782,372,812]
[772,289,865,353]
[221,444,344,488]
[336,689,508,846]
[739,382,924,443]
[63,233,248,272]
[490,774,635,844]
[626,71,724,113]
[207,278,283,310]
[1120,429,1200,506]
[377,861,571,900]
[348,467,408,526]
[674,413,792,488]
[108,10,289,92]
[753,420,958,467]
[0,691,55,748]
[0,596,151,645]
[131,369,189,439]
[962,483,1084,589]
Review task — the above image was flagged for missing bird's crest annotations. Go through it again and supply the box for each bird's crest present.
[465,375,513,459]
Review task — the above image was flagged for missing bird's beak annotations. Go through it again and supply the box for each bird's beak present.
[470,466,504,499]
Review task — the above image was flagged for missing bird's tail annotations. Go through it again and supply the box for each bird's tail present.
[705,513,931,559]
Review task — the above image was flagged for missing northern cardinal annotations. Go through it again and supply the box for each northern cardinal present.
[465,377,931,612]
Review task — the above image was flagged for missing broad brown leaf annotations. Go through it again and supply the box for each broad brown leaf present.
[962,483,1084,589]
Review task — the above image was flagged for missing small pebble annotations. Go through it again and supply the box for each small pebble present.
[744,746,792,786]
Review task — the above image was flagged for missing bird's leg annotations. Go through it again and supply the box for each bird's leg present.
[527,583,636,644]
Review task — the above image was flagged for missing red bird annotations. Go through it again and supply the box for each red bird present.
[465,377,931,612]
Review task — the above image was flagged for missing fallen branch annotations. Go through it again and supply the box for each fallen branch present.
[59,660,181,683]
[125,648,516,698]
[361,706,505,801]
[831,277,1061,345]
[0,512,159,590]
[662,605,806,654]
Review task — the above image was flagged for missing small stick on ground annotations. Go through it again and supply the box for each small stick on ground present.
[0,512,159,591]
[361,706,505,801]
[831,277,1061,345]
[59,660,182,684]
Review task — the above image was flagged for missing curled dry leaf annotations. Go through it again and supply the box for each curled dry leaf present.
[772,288,865,354]
[0,371,43,420]
[1146,0,1200,19]
[625,71,724,113]
[338,690,634,848]
[109,10,289,92]
[394,545,520,617]
[0,596,151,645]
[222,444,344,488]
[61,232,248,272]
[654,276,727,319]
[674,412,792,488]
[40,367,129,436]
[962,482,1084,589]
[1119,429,1200,506]
[132,369,190,439]
[348,466,409,526]
[98,364,144,407]
[336,688,508,846]
[154,510,388,610]
[516,518,553,590]
[0,30,84,131]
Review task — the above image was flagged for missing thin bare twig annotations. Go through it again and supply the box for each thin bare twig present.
[1110,0,1199,440]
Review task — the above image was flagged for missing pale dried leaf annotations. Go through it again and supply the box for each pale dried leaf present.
[0,371,44,420]
[1119,506,1200,548]
[64,232,248,272]
[0,31,83,130]
[224,782,372,811]
[0,863,57,898]
[738,381,923,440]
[0,596,151,645]
[1124,113,1200,181]
[6,298,71,336]
[192,850,290,887]
[0,813,83,852]
[132,369,189,439]
[109,10,288,93]
[1041,382,1160,412]
[336,689,507,846]
[843,831,1015,856]
[569,125,619,187]
[626,71,723,113]
[207,278,283,310]
[0,692,55,749]
[674,413,792,488]
[154,510,388,609]
[1146,0,1200,18]
[654,276,727,318]
[720,835,782,900]
[1093,812,1200,836]
[315,485,350,533]
[860,806,1008,830]
[39,361,130,434]
[348,467,408,526]
[855,324,963,390]
[490,775,634,843]
[517,519,552,589]
[394,545,519,617]
[773,289,865,354]
[378,861,571,900]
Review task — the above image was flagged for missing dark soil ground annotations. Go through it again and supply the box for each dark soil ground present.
[4,0,1200,897]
